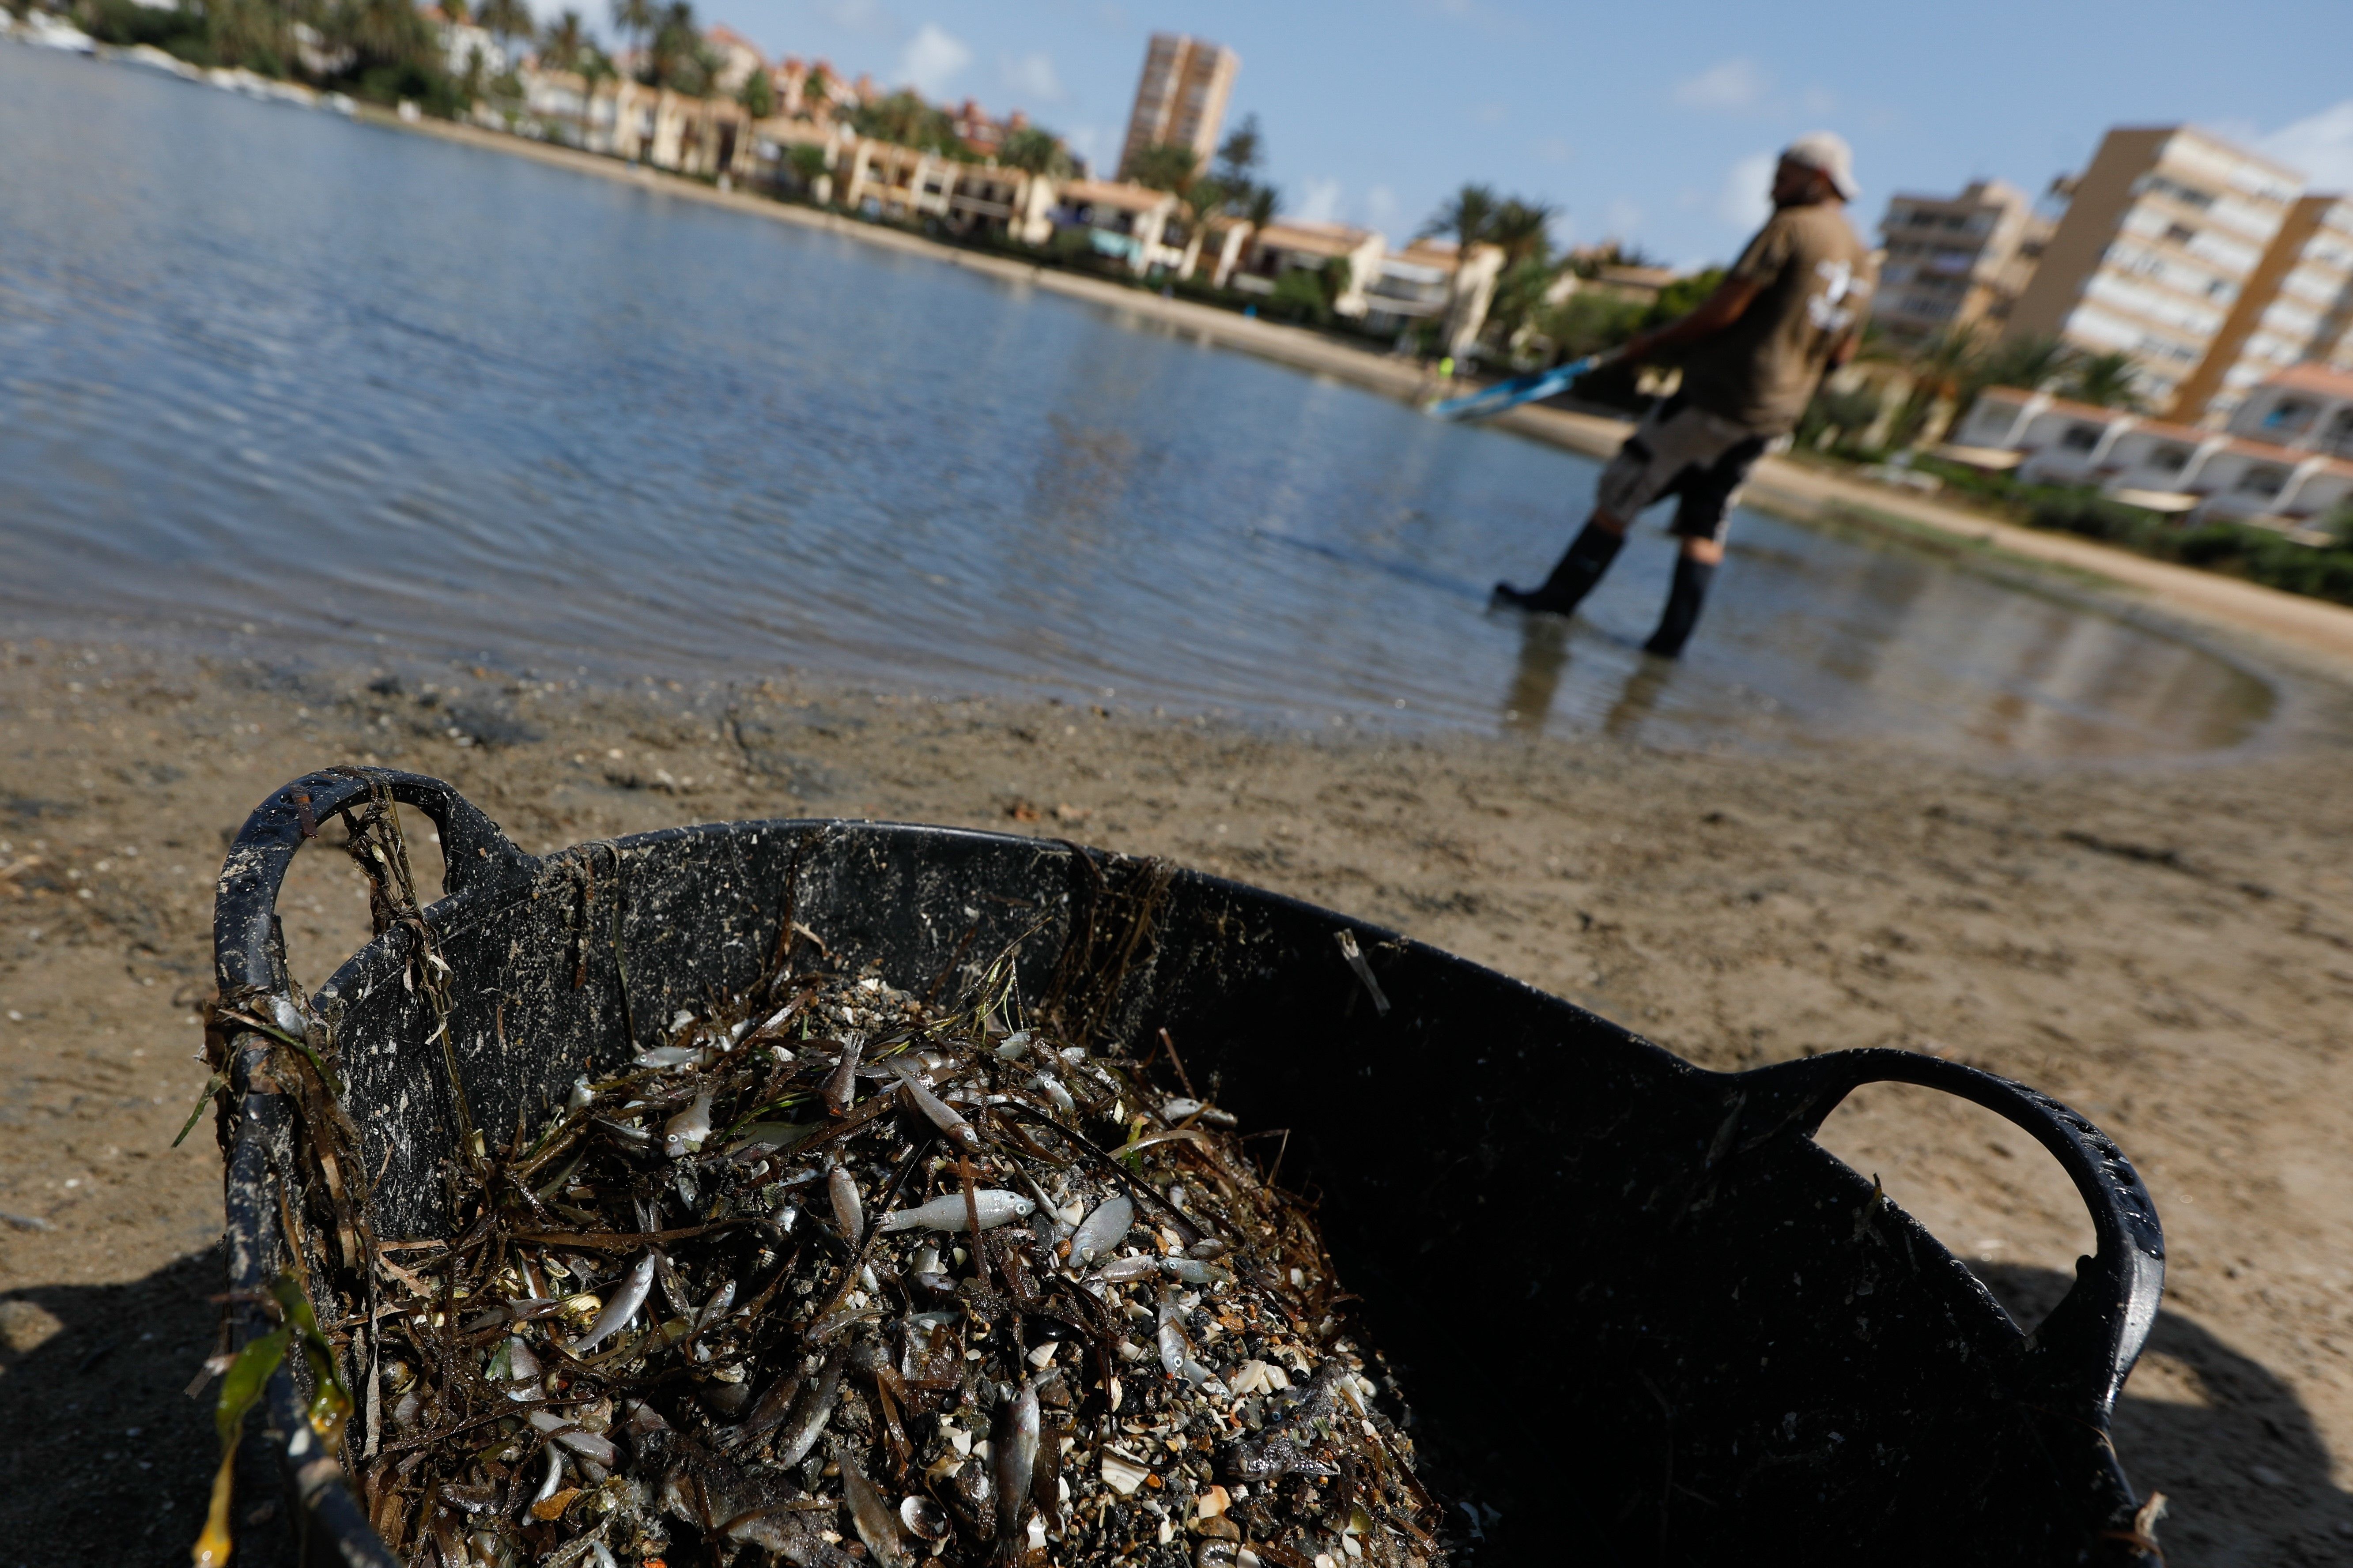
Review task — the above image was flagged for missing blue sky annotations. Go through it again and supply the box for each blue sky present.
[611,0,2353,265]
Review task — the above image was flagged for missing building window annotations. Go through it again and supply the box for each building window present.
[2325,410,2353,458]
[2262,398,2318,433]
[2060,423,2104,452]
[2235,465,2288,498]
[2145,444,2189,472]
[2163,221,2198,246]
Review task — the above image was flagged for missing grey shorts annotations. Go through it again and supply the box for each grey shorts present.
[1594,395,1777,546]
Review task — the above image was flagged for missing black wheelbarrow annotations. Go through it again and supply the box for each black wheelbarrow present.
[209,768,2165,1565]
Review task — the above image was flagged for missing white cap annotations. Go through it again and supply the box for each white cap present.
[1783,131,1859,200]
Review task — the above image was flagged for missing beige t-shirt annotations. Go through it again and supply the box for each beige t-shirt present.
[1677,202,1875,436]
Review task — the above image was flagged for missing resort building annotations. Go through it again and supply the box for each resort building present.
[1945,368,2353,535]
[703,25,765,96]
[1052,180,1192,276]
[2168,196,2353,422]
[1117,33,1238,180]
[522,72,754,178]
[1871,178,2049,342]
[1228,221,1385,318]
[1360,239,1507,355]
[2229,362,2353,459]
[2001,125,2303,421]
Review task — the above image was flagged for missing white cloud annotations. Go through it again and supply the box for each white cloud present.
[899,23,970,98]
[824,0,893,34]
[1065,124,1107,173]
[1603,197,1643,239]
[2261,99,2353,188]
[1296,178,1343,225]
[1475,102,1507,126]
[1537,136,1573,165]
[1673,59,1767,113]
[1716,151,1775,232]
[998,50,1064,105]
[1364,185,1399,230]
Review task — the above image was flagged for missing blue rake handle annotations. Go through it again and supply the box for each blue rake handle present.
[1425,354,1603,422]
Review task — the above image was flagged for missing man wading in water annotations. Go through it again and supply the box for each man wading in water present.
[1493,132,1875,656]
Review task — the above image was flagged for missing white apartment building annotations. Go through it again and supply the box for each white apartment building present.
[2002,125,2303,421]
[2170,196,2353,420]
[1872,178,2049,342]
[1948,368,2353,533]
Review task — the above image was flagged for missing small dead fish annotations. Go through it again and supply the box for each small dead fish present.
[993,1030,1033,1061]
[728,1121,821,1157]
[1031,1072,1077,1116]
[663,1089,714,1160]
[567,1076,594,1112]
[697,1278,737,1328]
[771,1346,848,1470]
[533,1444,565,1504]
[840,1450,912,1568]
[568,1252,656,1355]
[892,1061,980,1151]
[992,1381,1040,1564]
[1070,1195,1134,1263]
[633,1044,704,1069]
[828,1165,865,1246]
[529,1410,619,1466]
[728,1367,804,1451]
[823,1033,865,1116]
[879,1190,1034,1233]
[1093,1254,1159,1284]
[1156,1301,1188,1379]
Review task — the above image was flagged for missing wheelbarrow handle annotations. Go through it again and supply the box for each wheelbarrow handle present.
[1724,1048,2164,1421]
[213,765,536,997]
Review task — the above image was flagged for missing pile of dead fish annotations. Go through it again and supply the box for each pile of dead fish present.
[353,965,1449,1568]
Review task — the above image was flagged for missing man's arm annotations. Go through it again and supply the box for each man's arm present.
[1618,274,1765,364]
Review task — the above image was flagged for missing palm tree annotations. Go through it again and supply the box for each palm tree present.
[1242,183,1279,231]
[737,67,773,119]
[1126,141,1198,194]
[1885,327,1983,449]
[1486,196,1557,268]
[1974,333,2081,396]
[1000,125,1073,179]
[477,0,527,59]
[2064,351,2147,411]
[540,8,584,71]
[609,0,652,78]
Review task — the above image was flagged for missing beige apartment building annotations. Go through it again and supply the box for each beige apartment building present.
[1117,33,1238,179]
[2002,125,2303,421]
[2169,195,2353,420]
[1872,178,2049,342]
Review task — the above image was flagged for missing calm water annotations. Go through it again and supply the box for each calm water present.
[0,47,2276,757]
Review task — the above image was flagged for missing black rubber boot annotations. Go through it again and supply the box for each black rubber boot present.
[1492,522,1624,617]
[1643,554,1715,657]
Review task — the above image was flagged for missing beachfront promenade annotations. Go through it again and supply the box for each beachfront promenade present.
[376,106,2353,678]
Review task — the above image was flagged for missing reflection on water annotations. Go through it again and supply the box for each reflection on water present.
[0,47,2276,759]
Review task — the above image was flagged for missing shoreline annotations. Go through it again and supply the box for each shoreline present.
[362,108,2353,684]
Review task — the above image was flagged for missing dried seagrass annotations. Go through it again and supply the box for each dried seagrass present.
[326,935,1451,1568]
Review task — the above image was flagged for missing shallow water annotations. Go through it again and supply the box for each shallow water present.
[0,46,2275,758]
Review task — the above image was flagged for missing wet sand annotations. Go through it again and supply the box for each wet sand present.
[2,636,2352,1564]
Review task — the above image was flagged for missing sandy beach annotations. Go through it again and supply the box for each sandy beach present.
[0,633,2350,1564]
